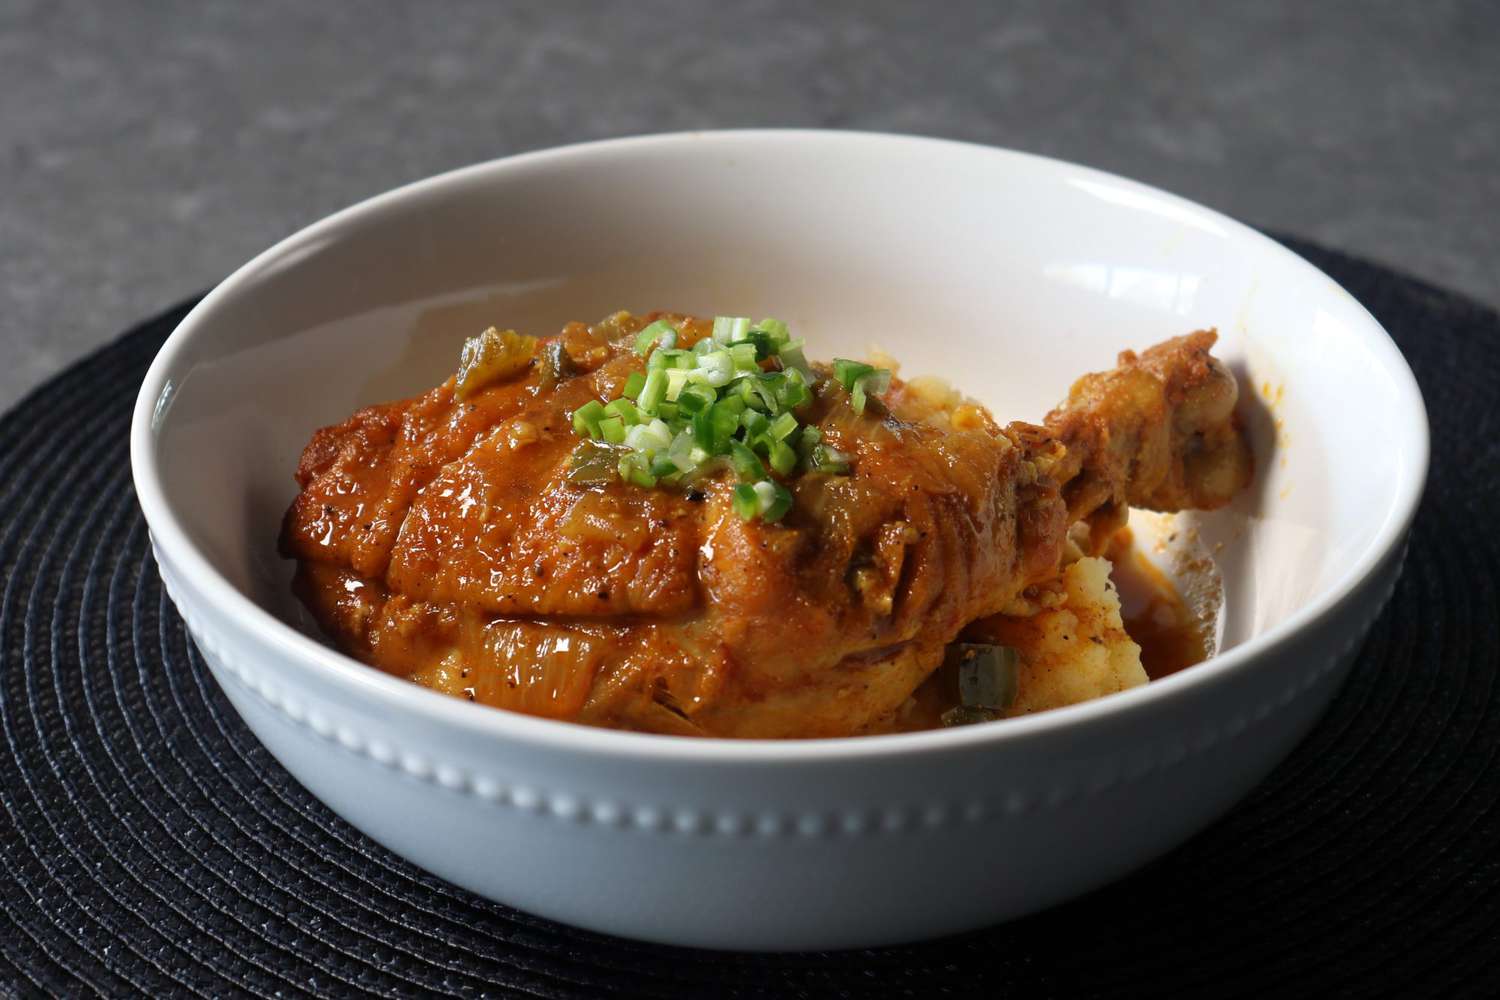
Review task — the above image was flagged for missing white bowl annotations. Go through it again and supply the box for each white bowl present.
[130,131,1427,950]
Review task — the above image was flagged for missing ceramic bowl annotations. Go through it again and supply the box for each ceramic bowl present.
[130,131,1427,950]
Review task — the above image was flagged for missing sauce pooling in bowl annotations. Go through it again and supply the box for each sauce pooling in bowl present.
[1107,540,1210,680]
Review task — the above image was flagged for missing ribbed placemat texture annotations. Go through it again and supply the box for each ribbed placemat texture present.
[1,238,1497,997]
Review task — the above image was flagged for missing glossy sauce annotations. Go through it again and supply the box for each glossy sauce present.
[1105,534,1209,680]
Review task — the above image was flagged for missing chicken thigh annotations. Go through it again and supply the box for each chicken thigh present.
[281,313,1250,737]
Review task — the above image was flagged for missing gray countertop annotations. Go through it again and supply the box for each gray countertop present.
[2,0,1495,412]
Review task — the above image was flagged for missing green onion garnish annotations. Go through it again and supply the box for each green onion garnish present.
[634,320,678,356]
[768,439,797,475]
[731,483,759,520]
[598,416,626,444]
[851,369,892,415]
[741,409,769,440]
[712,315,750,344]
[805,441,851,475]
[730,479,793,522]
[729,440,766,482]
[618,451,657,488]
[638,369,667,414]
[677,382,715,414]
[571,399,606,437]
[832,358,892,415]
[768,411,799,441]
[832,358,875,389]
[756,318,790,344]
[566,315,865,520]
[603,398,640,425]
[759,480,793,522]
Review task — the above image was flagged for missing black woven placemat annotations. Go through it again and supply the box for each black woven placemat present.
[2,237,1497,998]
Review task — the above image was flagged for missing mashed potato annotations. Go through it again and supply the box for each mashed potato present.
[970,556,1148,717]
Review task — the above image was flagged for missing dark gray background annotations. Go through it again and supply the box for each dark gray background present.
[2,0,1495,412]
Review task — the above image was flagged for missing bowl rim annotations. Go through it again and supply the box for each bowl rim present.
[130,128,1430,764]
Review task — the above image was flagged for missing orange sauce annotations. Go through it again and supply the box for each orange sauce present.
[1105,533,1209,680]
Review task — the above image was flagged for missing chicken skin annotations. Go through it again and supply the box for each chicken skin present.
[281,312,1250,737]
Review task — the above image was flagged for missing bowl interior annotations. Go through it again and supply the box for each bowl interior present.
[140,132,1426,691]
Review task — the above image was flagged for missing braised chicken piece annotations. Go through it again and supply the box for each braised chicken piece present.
[280,312,1250,737]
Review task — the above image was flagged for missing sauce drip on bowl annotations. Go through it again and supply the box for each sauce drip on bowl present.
[1105,536,1209,680]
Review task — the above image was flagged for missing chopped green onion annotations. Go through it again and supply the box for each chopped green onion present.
[664,367,692,401]
[729,440,766,482]
[754,318,790,345]
[603,398,641,425]
[740,409,769,440]
[768,439,797,475]
[638,369,667,414]
[779,341,811,376]
[765,372,789,403]
[735,377,759,410]
[710,402,741,448]
[831,358,892,415]
[571,399,607,437]
[808,443,851,475]
[729,330,775,360]
[832,358,875,390]
[668,431,706,473]
[851,369,893,415]
[624,418,673,454]
[568,315,855,519]
[618,452,657,488]
[712,316,750,344]
[677,383,716,414]
[759,480,793,522]
[777,367,811,409]
[696,350,735,386]
[634,320,678,356]
[731,480,793,523]
[752,480,778,512]
[728,342,760,370]
[731,483,759,520]
[732,376,777,413]
[768,411,799,441]
[598,416,626,444]
[691,406,716,451]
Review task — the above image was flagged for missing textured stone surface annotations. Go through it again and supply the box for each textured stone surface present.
[1,0,1495,410]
